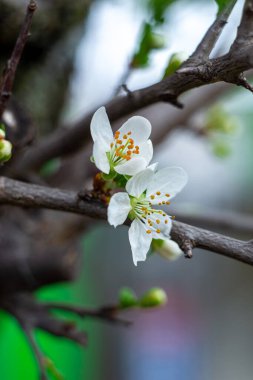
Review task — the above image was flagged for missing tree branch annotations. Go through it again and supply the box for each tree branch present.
[0,176,252,266]
[13,0,253,173]
[0,1,37,118]
[230,0,253,50]
[187,0,237,64]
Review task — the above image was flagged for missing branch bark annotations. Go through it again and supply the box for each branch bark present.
[12,0,253,173]
[0,1,37,118]
[0,176,252,266]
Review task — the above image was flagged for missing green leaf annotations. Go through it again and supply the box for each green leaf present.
[163,52,187,78]
[148,0,176,24]
[131,23,165,68]
[215,0,232,14]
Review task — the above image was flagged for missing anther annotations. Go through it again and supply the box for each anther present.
[156,191,161,195]
[123,135,128,139]
[166,201,170,205]
[165,194,170,197]
[150,195,155,200]
[156,220,160,224]
[156,229,161,233]
[146,230,152,234]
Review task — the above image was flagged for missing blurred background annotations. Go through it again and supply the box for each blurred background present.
[0,0,253,379]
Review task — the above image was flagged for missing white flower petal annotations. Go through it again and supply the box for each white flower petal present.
[128,219,152,266]
[108,192,131,227]
[93,140,110,174]
[139,139,153,165]
[90,107,113,145]
[126,168,154,197]
[146,167,188,201]
[157,239,183,261]
[115,156,147,176]
[147,213,172,239]
[148,162,159,172]
[118,116,151,145]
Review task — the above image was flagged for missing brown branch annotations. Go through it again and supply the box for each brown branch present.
[12,1,252,174]
[187,0,237,63]
[12,46,253,174]
[0,1,37,118]
[0,176,252,266]
[175,205,253,236]
[230,0,253,50]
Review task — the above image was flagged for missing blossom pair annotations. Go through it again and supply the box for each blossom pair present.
[90,107,187,265]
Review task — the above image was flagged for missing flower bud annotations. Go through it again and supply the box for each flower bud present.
[152,239,183,261]
[0,139,12,163]
[139,288,167,308]
[150,33,166,49]
[119,287,138,309]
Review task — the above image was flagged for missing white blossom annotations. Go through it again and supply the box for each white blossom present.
[108,166,188,265]
[90,107,153,176]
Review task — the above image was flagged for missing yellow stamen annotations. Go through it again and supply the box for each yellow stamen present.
[146,230,152,234]
[156,229,161,233]
[156,191,161,195]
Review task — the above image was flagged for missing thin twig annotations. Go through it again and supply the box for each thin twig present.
[14,317,47,380]
[44,303,131,326]
[0,1,37,118]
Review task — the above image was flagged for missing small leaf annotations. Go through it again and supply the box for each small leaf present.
[131,23,165,68]
[215,0,232,14]
[212,140,231,158]
[163,52,187,78]
[148,0,176,24]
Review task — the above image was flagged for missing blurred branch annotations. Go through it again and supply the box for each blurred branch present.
[0,176,253,266]
[0,1,37,118]
[2,292,130,379]
[14,0,253,173]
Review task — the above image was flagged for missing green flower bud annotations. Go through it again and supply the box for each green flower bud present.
[139,287,167,308]
[119,287,138,309]
[152,239,183,261]
[0,140,12,163]
[212,140,231,158]
[150,33,166,49]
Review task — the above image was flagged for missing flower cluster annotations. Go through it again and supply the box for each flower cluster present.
[90,107,187,265]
